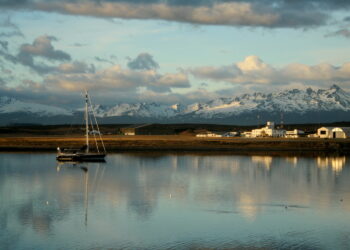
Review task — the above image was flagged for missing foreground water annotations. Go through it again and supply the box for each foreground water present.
[1,153,350,249]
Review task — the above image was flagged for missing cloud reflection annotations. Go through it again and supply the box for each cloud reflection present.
[1,153,350,249]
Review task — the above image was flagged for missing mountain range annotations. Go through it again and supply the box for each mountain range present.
[1,85,350,125]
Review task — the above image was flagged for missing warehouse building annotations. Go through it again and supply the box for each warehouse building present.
[317,127,350,139]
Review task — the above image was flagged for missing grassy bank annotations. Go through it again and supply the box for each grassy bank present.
[0,135,350,155]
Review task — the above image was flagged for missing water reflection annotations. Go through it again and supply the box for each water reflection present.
[316,156,346,173]
[56,162,91,227]
[1,153,350,249]
[251,156,273,170]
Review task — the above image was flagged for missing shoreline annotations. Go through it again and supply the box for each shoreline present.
[0,135,350,155]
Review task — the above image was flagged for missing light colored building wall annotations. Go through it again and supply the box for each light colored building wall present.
[251,122,285,138]
[317,127,334,138]
[331,127,350,139]
[285,129,304,138]
[316,127,350,138]
[196,132,222,137]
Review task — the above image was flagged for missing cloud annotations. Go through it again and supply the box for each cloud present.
[57,61,95,74]
[135,87,219,104]
[127,53,159,70]
[18,35,71,62]
[0,40,8,50]
[95,56,114,65]
[2,0,347,28]
[43,64,190,93]
[190,55,350,86]
[0,16,24,37]
[0,35,74,74]
[0,62,191,106]
[0,30,24,38]
[325,28,350,38]
[71,42,86,47]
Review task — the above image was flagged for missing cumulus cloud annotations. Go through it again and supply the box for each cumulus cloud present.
[43,64,190,93]
[0,34,191,105]
[190,55,350,86]
[0,63,190,106]
[18,35,70,62]
[57,61,95,74]
[128,53,159,70]
[15,35,71,74]
[0,35,76,74]
[2,0,348,28]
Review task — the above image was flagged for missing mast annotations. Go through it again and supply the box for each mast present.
[85,90,89,153]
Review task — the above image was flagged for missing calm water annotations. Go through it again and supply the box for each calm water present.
[1,153,350,249]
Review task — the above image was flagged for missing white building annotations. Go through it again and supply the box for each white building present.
[250,121,286,138]
[331,127,350,138]
[196,131,223,137]
[285,129,304,138]
[317,127,335,138]
[242,131,252,138]
[317,127,350,138]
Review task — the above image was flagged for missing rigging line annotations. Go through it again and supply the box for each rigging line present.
[97,164,106,190]
[88,104,100,153]
[87,94,106,153]
[91,164,100,192]
[71,107,86,150]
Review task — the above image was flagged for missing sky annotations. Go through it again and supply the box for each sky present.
[0,0,350,107]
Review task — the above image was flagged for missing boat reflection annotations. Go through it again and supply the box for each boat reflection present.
[2,153,350,250]
[55,161,106,227]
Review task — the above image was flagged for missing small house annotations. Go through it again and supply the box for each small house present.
[285,129,304,138]
[317,127,335,138]
[196,131,224,137]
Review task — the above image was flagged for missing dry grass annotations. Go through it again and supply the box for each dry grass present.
[0,135,350,153]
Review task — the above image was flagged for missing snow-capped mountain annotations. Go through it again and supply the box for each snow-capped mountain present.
[89,84,350,121]
[0,96,72,116]
[91,102,180,118]
[0,84,350,125]
[187,84,350,119]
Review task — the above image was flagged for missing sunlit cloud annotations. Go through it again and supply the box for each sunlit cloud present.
[190,56,350,87]
[2,0,347,28]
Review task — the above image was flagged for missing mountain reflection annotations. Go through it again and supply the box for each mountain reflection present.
[1,153,350,249]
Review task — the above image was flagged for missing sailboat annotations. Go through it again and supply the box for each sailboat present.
[56,91,107,162]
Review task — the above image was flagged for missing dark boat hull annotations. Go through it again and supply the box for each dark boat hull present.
[56,153,106,162]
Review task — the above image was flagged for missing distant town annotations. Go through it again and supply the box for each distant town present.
[120,122,350,139]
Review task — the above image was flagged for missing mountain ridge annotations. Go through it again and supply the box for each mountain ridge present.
[1,84,350,125]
